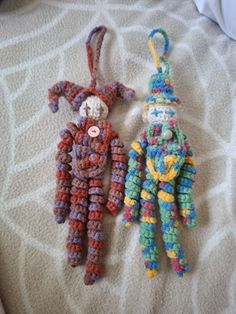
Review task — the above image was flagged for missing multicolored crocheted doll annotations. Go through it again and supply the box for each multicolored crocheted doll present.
[122,28,197,278]
[48,25,134,285]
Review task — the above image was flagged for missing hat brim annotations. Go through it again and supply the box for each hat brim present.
[144,98,180,106]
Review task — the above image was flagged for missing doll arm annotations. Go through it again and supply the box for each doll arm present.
[176,135,197,228]
[53,127,73,224]
[122,130,147,226]
[111,82,135,101]
[48,81,84,113]
[106,133,127,216]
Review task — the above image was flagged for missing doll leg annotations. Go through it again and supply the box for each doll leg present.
[157,180,189,277]
[176,163,197,228]
[84,176,105,285]
[67,176,88,267]
[139,172,158,278]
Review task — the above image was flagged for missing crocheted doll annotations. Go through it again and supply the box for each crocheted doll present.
[48,25,134,285]
[122,29,197,278]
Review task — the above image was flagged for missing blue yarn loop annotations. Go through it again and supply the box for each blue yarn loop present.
[148,28,170,59]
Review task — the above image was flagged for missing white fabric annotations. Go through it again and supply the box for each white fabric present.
[0,299,5,314]
[194,0,236,40]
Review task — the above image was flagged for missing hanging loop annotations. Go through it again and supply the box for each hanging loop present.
[148,28,170,71]
[86,25,107,87]
[159,56,170,75]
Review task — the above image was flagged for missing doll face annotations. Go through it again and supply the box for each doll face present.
[79,96,109,120]
[147,104,177,124]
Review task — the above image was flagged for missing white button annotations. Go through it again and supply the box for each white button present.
[162,129,173,140]
[88,126,100,137]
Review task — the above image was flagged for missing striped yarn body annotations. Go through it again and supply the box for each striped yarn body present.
[123,123,196,278]
[50,26,134,285]
[54,117,127,285]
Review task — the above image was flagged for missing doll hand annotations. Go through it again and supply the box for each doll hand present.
[55,215,66,224]
[123,221,133,228]
[122,205,139,227]
[180,215,197,229]
[53,204,69,224]
[106,200,120,216]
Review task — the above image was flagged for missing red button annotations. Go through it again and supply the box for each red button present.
[88,126,100,137]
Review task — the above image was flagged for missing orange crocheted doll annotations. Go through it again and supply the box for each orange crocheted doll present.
[48,26,134,285]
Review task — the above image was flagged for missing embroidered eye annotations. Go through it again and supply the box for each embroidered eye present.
[85,103,91,115]
[166,109,175,117]
[99,104,104,115]
[151,109,163,116]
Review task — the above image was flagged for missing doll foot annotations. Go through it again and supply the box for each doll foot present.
[172,260,190,277]
[178,272,187,278]
[68,257,83,267]
[182,218,197,229]
[146,269,157,278]
[176,270,188,278]
[124,222,132,228]
[67,242,83,266]
[84,272,100,285]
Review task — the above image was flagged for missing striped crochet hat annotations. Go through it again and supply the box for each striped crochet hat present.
[144,28,180,106]
[48,26,134,114]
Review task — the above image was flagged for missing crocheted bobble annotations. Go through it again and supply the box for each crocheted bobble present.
[54,129,73,224]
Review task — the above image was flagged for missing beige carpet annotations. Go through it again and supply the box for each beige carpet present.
[1,0,236,313]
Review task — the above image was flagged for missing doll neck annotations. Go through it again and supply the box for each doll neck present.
[150,118,177,129]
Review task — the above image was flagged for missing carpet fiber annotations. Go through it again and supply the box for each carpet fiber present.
[1,1,236,313]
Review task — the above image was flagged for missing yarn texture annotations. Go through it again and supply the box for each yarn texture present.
[49,25,134,285]
[122,28,197,278]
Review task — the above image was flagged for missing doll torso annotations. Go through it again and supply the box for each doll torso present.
[70,117,115,178]
[144,123,186,181]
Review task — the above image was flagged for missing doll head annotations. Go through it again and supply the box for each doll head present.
[145,103,177,124]
[79,95,109,120]
[143,58,180,124]
[143,29,181,125]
